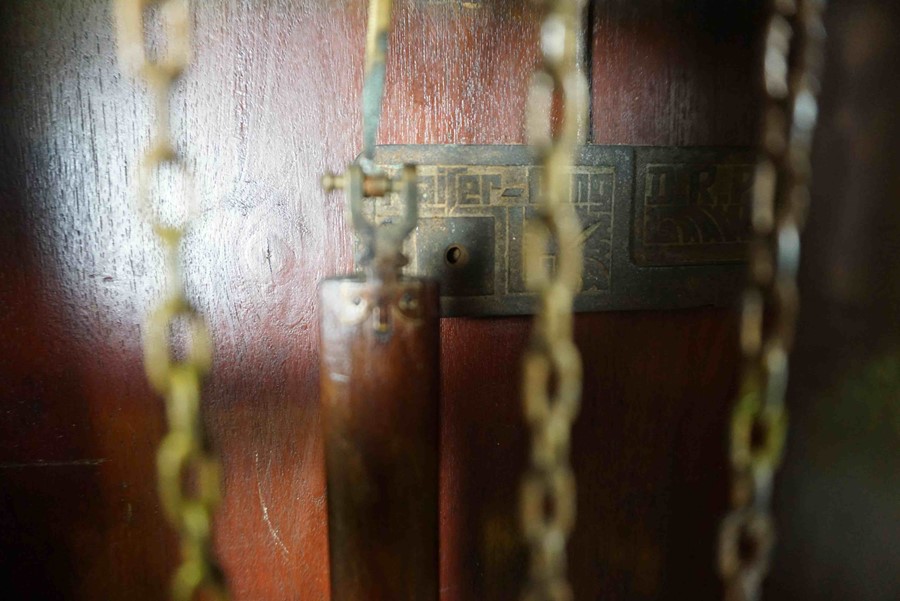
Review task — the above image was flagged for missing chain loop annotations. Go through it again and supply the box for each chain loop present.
[520,1,587,599]
[719,2,827,599]
[114,1,228,599]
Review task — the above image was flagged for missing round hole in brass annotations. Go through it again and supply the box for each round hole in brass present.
[445,244,469,267]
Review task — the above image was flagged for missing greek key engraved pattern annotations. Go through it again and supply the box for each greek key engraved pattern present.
[376,164,615,297]
[523,166,614,294]
[365,145,754,315]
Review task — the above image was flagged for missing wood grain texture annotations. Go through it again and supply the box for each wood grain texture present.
[320,278,440,600]
[0,1,763,600]
[591,0,765,145]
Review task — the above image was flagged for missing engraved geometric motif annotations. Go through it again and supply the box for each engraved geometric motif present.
[374,164,615,296]
[635,162,754,265]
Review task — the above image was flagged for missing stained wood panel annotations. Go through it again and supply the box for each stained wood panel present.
[591,0,765,145]
[0,1,764,600]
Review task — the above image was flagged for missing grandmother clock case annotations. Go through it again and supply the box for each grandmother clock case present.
[4,1,897,601]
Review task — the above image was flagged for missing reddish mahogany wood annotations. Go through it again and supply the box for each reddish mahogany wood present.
[0,1,763,600]
[591,0,765,145]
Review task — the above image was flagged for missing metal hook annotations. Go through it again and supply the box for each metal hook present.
[322,162,418,281]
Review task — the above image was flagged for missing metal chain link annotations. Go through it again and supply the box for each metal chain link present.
[718,2,827,600]
[520,1,588,600]
[114,2,228,599]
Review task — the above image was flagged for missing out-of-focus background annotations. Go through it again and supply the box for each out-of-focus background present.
[1,1,897,599]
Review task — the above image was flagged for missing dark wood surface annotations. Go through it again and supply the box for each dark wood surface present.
[0,1,771,600]
[767,1,900,598]
[320,278,440,600]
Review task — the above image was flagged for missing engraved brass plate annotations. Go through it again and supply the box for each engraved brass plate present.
[371,145,753,317]
[633,147,755,266]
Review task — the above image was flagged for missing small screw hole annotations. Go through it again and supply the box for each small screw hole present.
[445,244,467,267]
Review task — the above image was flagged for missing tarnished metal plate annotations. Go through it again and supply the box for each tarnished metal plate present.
[371,145,754,317]
[633,147,755,266]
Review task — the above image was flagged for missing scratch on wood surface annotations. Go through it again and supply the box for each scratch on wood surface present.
[0,458,109,469]
[255,451,290,559]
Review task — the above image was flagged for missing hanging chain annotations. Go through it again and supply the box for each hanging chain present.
[114,2,228,599]
[718,2,826,600]
[520,1,588,600]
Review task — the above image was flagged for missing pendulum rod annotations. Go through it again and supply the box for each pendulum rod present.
[319,1,440,599]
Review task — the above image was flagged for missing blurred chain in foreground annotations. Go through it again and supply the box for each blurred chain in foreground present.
[718,2,827,600]
[113,1,228,599]
[520,1,588,599]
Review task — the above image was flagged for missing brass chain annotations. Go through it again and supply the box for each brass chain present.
[114,1,228,599]
[520,1,588,600]
[718,2,826,600]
